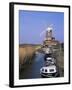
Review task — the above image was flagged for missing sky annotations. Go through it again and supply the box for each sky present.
[19,10,64,44]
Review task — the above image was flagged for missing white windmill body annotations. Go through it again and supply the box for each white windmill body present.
[40,24,53,41]
[40,25,54,53]
[45,26,53,41]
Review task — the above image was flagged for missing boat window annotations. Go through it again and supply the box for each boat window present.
[45,63,55,66]
[42,69,44,71]
[47,59,52,62]
[45,53,52,57]
[49,69,54,72]
[45,69,47,72]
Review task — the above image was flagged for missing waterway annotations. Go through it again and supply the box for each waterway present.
[19,52,45,79]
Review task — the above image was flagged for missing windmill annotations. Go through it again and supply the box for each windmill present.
[40,24,54,41]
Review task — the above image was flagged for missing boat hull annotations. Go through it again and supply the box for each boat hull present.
[41,72,59,78]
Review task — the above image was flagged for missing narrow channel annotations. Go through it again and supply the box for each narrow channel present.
[19,52,45,79]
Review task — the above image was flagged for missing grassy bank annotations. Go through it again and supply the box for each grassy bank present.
[53,48,64,77]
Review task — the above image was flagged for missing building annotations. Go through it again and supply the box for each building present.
[43,26,59,47]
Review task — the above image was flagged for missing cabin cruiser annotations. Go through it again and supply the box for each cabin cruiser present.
[40,65,58,77]
[45,57,56,66]
[40,56,58,77]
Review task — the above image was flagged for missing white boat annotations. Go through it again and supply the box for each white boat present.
[45,57,56,66]
[40,56,58,77]
[40,65,58,77]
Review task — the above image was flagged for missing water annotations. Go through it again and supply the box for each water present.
[19,52,45,79]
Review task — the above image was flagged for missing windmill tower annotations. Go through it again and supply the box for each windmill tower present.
[43,25,59,47]
[45,26,53,41]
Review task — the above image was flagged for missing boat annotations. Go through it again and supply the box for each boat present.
[40,64,59,78]
[45,57,56,65]
[40,65,57,77]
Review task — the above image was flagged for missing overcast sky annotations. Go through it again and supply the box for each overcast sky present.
[19,10,64,44]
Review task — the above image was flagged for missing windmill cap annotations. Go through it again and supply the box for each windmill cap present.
[46,27,52,31]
